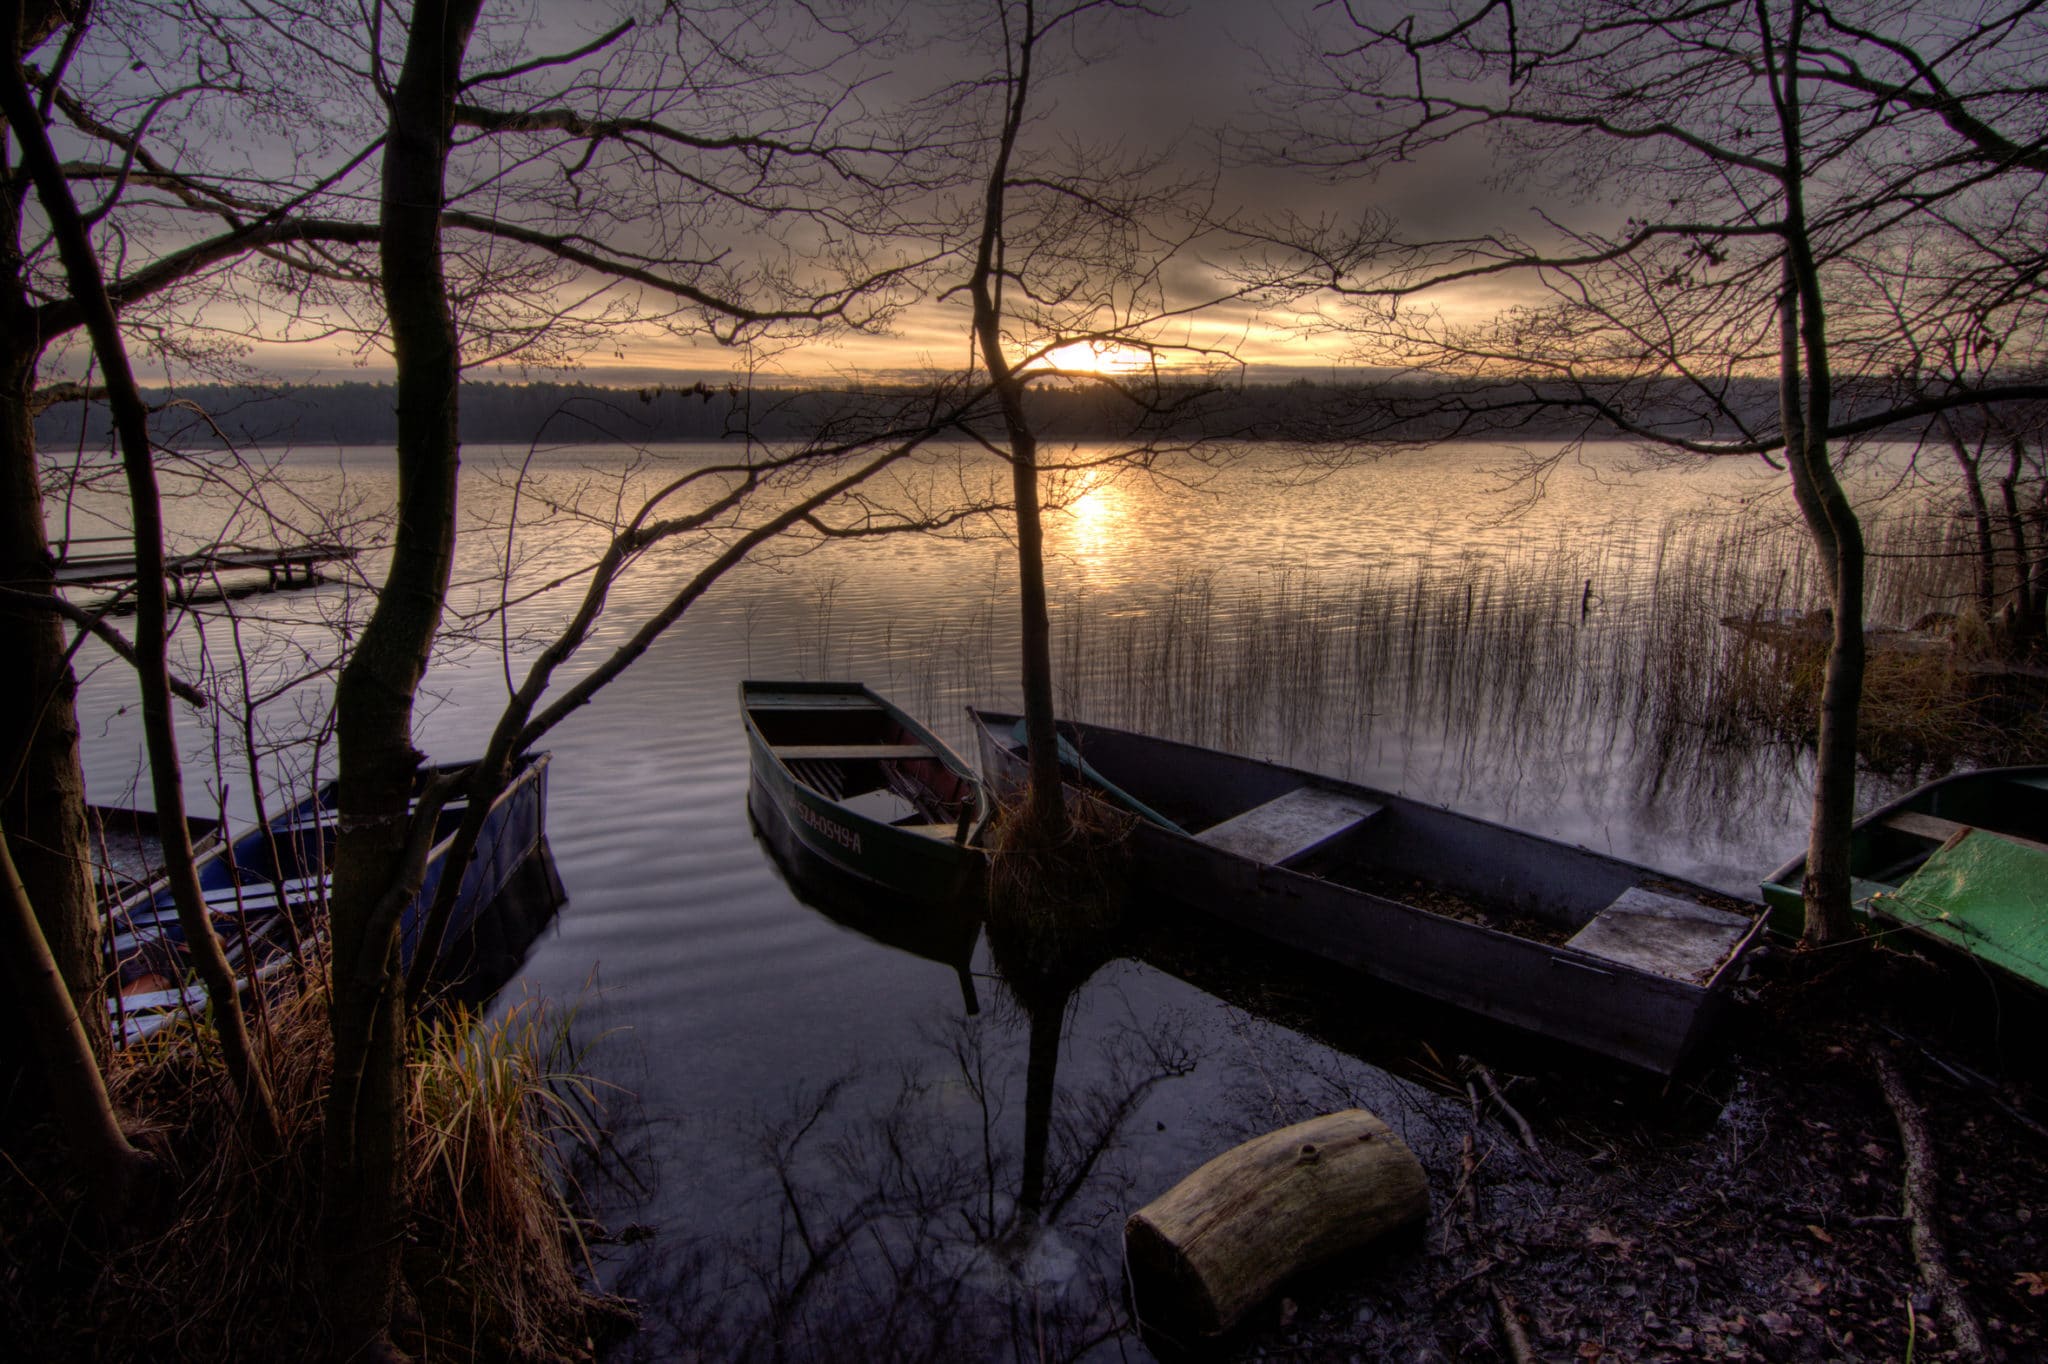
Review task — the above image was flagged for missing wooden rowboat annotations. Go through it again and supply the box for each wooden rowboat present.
[108,752,551,1042]
[970,710,1765,1074]
[1762,766,2048,991]
[742,681,988,904]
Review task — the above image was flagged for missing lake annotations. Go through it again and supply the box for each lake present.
[61,437,1952,1359]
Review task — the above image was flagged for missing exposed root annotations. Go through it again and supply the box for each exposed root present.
[1489,1282,1541,1364]
[1874,1048,1992,1361]
[1464,1057,1551,1178]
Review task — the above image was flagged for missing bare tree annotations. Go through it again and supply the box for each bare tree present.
[1255,0,2048,944]
[956,0,1253,835]
[2,0,305,1151]
[304,6,988,1355]
[1,0,379,1104]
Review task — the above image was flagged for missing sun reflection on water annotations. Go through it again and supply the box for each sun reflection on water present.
[1046,465,1132,583]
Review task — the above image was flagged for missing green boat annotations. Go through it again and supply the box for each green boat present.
[741,680,989,904]
[1762,766,2048,990]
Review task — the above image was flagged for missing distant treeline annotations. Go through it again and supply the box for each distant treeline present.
[34,375,1959,452]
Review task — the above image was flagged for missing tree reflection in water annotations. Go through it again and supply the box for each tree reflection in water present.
[612,982,1199,1362]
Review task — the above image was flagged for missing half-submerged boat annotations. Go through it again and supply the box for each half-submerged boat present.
[1761,766,2048,991]
[742,680,988,904]
[971,711,1765,1074]
[108,752,552,1043]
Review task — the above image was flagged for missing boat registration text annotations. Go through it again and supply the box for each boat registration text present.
[796,799,863,855]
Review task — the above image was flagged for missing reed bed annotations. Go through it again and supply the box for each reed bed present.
[846,504,2045,797]
[1040,509,2044,782]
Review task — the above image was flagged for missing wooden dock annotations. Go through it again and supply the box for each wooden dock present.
[51,537,358,594]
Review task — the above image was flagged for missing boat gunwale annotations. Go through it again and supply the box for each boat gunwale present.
[741,679,989,839]
[1761,762,2048,895]
[110,752,553,1038]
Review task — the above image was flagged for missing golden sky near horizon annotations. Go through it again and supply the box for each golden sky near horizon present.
[53,0,1564,391]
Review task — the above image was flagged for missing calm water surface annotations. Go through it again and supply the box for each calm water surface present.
[62,439,1921,1359]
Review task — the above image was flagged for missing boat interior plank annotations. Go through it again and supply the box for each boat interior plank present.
[787,759,846,799]
[773,742,935,761]
[747,693,882,710]
[1195,786,1382,866]
[1563,887,1754,984]
[1884,809,2048,855]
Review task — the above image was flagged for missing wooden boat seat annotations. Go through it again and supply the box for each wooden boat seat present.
[748,691,882,710]
[895,822,959,839]
[1883,810,2048,855]
[786,758,846,800]
[1196,786,1382,866]
[1563,887,1754,985]
[773,742,934,761]
[201,884,281,910]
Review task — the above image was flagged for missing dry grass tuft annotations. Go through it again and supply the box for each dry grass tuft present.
[983,791,1137,1002]
[2,972,629,1362]
[407,994,636,1362]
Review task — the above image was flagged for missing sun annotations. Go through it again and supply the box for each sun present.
[1032,340,1158,376]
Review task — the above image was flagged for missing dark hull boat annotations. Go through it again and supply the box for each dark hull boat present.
[971,711,1765,1074]
[86,804,224,906]
[109,753,552,1043]
[742,680,987,905]
[1762,766,2048,991]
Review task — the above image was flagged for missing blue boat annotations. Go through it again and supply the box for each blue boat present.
[108,753,551,1043]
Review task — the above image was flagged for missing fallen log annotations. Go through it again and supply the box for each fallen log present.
[1125,1108,1427,1339]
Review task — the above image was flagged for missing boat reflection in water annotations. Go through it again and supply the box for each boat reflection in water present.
[749,812,985,1017]
[613,817,1211,1361]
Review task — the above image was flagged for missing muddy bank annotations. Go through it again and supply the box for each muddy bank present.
[1188,950,2048,1363]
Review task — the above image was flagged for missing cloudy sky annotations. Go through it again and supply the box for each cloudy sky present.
[88,0,1538,389]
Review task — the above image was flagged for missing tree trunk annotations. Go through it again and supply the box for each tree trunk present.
[1767,4,1863,948]
[1940,414,1998,620]
[0,328,103,1086]
[0,105,101,1086]
[2000,436,2040,637]
[1003,419,1066,833]
[0,814,149,1217]
[967,19,1066,837]
[319,2,482,1356]
[0,0,280,1138]
[1018,994,1062,1214]
[1801,491,1866,948]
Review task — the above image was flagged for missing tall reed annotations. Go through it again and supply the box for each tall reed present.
[1031,508,2045,784]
